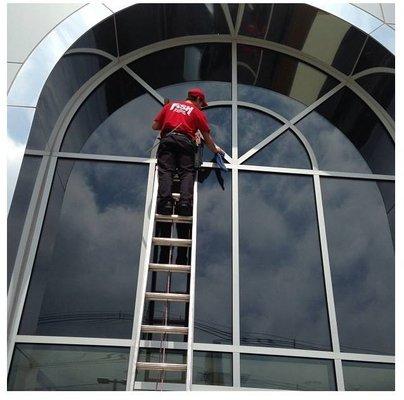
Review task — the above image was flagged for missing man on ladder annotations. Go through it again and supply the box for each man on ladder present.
[152,88,224,216]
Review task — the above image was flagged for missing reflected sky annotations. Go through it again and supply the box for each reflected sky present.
[238,85,306,120]
[322,178,394,355]
[241,354,336,390]
[8,344,129,391]
[239,172,331,351]
[195,169,232,344]
[204,107,231,160]
[19,160,148,338]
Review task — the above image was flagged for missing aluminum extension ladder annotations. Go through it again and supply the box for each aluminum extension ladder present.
[130,166,198,391]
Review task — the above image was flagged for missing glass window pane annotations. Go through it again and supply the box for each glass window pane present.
[8,156,42,288]
[322,178,394,355]
[28,54,110,150]
[353,36,395,75]
[8,343,129,391]
[193,351,232,386]
[116,4,229,56]
[240,354,336,390]
[239,172,331,351]
[238,107,283,157]
[356,73,395,120]
[238,85,306,120]
[128,44,232,101]
[69,15,118,56]
[228,4,238,25]
[195,169,232,344]
[343,361,394,391]
[238,45,339,109]
[136,348,186,384]
[19,160,148,339]
[204,107,231,161]
[301,87,394,175]
[245,130,311,169]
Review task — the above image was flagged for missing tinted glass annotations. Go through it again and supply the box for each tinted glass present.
[70,14,118,56]
[322,178,394,355]
[7,156,41,288]
[238,85,306,120]
[310,87,394,175]
[193,351,232,386]
[136,348,186,384]
[238,45,338,108]
[356,73,395,120]
[240,354,336,390]
[245,130,311,169]
[28,54,110,150]
[238,107,283,157]
[353,36,395,75]
[343,361,394,391]
[204,107,231,161]
[19,160,148,338]
[116,3,229,56]
[228,4,238,25]
[195,169,232,344]
[61,69,161,157]
[377,181,395,244]
[239,172,331,351]
[129,44,232,101]
[8,344,129,391]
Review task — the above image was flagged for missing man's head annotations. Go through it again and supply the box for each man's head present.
[187,88,208,109]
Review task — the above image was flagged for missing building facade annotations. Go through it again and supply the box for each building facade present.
[7,3,395,391]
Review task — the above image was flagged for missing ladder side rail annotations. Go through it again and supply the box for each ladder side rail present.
[185,174,199,390]
[130,168,159,390]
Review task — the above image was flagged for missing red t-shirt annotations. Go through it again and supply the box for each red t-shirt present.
[153,101,210,141]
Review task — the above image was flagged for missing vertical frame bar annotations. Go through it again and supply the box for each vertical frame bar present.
[186,176,199,390]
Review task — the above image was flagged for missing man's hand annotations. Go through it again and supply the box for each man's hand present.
[215,145,225,155]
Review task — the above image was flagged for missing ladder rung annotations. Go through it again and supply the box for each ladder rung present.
[145,292,190,302]
[136,362,187,371]
[141,324,188,334]
[172,193,180,201]
[152,237,192,247]
[155,214,193,223]
[149,263,191,273]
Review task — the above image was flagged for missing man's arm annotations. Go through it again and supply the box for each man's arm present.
[152,121,161,130]
[201,130,223,154]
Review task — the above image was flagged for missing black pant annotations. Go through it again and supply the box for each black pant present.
[157,134,196,205]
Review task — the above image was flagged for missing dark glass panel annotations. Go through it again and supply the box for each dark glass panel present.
[28,54,110,150]
[240,354,336,390]
[228,4,238,25]
[70,15,118,56]
[238,85,306,120]
[195,169,232,344]
[307,87,394,175]
[265,4,366,75]
[61,69,161,157]
[193,351,232,386]
[239,172,331,351]
[203,107,231,161]
[377,181,395,244]
[239,3,273,38]
[116,4,229,56]
[245,130,311,169]
[322,178,394,355]
[353,36,395,75]
[136,348,186,384]
[129,44,232,101]
[8,344,128,391]
[7,156,42,288]
[19,160,148,338]
[356,73,395,120]
[238,45,338,108]
[343,362,394,391]
[238,107,283,157]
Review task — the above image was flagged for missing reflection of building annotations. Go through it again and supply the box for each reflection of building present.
[7,3,394,391]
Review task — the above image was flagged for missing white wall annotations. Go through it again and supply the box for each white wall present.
[7,3,83,91]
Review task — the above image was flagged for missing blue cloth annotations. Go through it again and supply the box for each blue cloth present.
[214,153,228,172]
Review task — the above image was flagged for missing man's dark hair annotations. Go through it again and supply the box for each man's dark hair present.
[186,94,198,102]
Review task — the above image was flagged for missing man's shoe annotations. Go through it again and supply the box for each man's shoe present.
[157,200,173,215]
[178,202,193,216]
